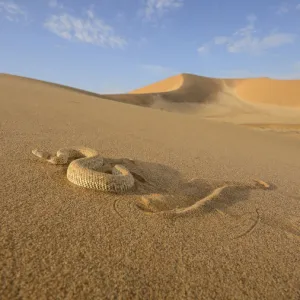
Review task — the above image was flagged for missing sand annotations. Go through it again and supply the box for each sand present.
[0,73,300,299]
[235,78,300,107]
[100,73,300,131]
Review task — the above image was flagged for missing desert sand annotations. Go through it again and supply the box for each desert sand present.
[102,73,300,129]
[0,73,300,299]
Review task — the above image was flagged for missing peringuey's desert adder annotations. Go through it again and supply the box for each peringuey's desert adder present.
[32,146,135,193]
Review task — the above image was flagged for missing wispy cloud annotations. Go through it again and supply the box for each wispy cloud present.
[48,0,64,9]
[198,14,296,55]
[276,2,290,14]
[274,2,300,14]
[140,0,183,21]
[140,64,176,76]
[0,0,27,22]
[44,9,127,48]
[214,36,229,45]
[197,44,210,54]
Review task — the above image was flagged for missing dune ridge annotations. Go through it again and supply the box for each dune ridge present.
[1,72,300,130]
[109,73,300,128]
[129,74,185,94]
[129,73,300,108]
[3,72,300,108]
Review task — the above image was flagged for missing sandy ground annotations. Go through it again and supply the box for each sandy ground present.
[1,74,300,299]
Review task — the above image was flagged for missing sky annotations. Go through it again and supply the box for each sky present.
[0,0,300,93]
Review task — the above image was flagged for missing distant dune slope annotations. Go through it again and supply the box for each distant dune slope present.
[108,73,300,109]
[104,73,225,107]
[130,73,224,104]
[1,73,300,110]
[234,78,300,107]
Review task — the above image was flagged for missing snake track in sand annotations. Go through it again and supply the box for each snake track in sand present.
[32,146,135,193]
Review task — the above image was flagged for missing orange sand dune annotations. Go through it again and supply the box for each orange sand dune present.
[130,73,223,97]
[103,73,224,108]
[234,78,300,107]
[130,74,184,93]
[102,73,300,111]
[130,73,225,104]
[3,73,300,109]
[2,73,300,127]
[129,73,300,107]
[104,73,300,130]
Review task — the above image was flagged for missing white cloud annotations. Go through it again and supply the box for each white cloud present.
[141,0,183,21]
[0,1,27,22]
[197,44,210,54]
[86,9,94,19]
[140,64,176,75]
[199,15,296,55]
[227,32,295,54]
[48,0,64,9]
[44,11,127,48]
[214,36,229,45]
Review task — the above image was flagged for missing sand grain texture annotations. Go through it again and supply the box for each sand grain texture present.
[1,74,300,300]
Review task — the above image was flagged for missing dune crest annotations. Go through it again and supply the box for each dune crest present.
[130,73,224,103]
[3,72,300,109]
[129,73,300,108]
[129,74,184,94]
[2,73,300,129]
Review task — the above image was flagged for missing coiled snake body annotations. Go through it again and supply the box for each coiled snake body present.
[32,147,135,193]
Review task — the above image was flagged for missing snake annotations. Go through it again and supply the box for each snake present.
[32,146,135,193]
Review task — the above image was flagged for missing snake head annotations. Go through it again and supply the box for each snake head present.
[32,149,51,159]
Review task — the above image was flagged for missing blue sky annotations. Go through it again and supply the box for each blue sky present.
[0,0,300,93]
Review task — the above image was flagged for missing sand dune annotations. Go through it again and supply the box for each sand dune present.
[104,73,225,107]
[3,72,300,114]
[129,73,224,104]
[1,73,300,299]
[3,72,300,109]
[235,77,300,107]
[1,73,300,134]
[99,73,300,128]
[129,73,300,108]
[130,73,185,93]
